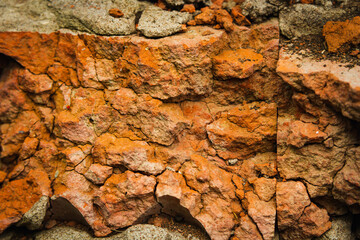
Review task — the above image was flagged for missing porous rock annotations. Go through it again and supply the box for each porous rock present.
[16,196,49,230]
[138,6,191,38]
[49,0,138,35]
[241,0,278,23]
[34,224,187,240]
[279,4,346,39]
[323,16,360,52]
[277,48,360,121]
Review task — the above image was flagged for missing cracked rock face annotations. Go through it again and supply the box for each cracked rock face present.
[0,15,360,240]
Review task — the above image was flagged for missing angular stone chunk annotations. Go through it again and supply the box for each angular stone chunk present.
[135,97,190,146]
[287,121,327,148]
[246,191,276,240]
[181,155,237,240]
[117,27,225,100]
[138,6,191,38]
[212,49,264,80]
[206,102,277,160]
[0,176,42,233]
[84,164,113,185]
[156,170,202,222]
[18,69,53,94]
[279,4,346,39]
[277,48,360,121]
[276,181,311,229]
[17,196,49,230]
[323,16,360,53]
[49,0,138,35]
[234,214,263,240]
[333,147,360,206]
[0,32,57,74]
[92,133,165,175]
[94,171,160,229]
[53,171,111,237]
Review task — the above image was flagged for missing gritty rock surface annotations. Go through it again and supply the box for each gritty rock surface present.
[277,48,360,121]
[279,4,346,38]
[16,196,49,230]
[0,11,359,240]
[49,0,138,35]
[0,176,43,233]
[138,6,191,38]
[212,49,264,80]
[315,215,353,240]
[34,224,188,240]
[323,16,360,52]
[241,0,278,23]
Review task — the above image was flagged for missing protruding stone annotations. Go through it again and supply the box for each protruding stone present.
[234,214,263,240]
[17,196,49,230]
[276,181,311,230]
[212,49,264,80]
[206,102,277,160]
[181,155,237,240]
[333,147,360,206]
[84,164,113,185]
[18,69,53,94]
[246,191,276,240]
[253,177,276,202]
[277,48,360,122]
[0,176,42,233]
[49,0,138,35]
[94,171,160,229]
[92,133,165,175]
[323,16,360,53]
[279,4,346,39]
[287,121,327,148]
[156,170,202,223]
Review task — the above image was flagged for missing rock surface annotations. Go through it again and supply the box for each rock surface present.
[279,4,346,38]
[138,6,191,38]
[34,224,188,240]
[0,4,359,240]
[323,16,360,52]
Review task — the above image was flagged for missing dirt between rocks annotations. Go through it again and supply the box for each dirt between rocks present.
[280,34,360,68]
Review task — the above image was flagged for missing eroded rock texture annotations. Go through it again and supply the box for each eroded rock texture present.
[0,16,359,240]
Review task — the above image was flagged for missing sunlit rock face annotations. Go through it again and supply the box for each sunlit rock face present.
[0,11,359,240]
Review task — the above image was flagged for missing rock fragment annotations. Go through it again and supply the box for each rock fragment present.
[212,48,264,80]
[17,196,49,230]
[323,16,360,52]
[138,6,191,38]
[279,4,346,38]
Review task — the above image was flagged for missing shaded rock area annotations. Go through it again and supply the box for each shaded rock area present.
[0,0,360,240]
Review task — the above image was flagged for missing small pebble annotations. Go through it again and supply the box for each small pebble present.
[227,159,238,165]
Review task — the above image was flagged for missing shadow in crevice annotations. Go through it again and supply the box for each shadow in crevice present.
[154,195,210,239]
[49,197,90,227]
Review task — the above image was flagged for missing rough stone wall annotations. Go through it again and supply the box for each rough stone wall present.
[0,1,360,240]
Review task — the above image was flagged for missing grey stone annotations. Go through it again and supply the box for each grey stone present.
[315,215,352,240]
[227,159,238,165]
[35,224,189,240]
[48,0,139,35]
[164,0,186,8]
[0,0,59,33]
[107,224,188,240]
[241,0,278,23]
[137,6,192,38]
[16,196,49,231]
[35,226,93,240]
[314,0,334,8]
[279,4,346,39]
